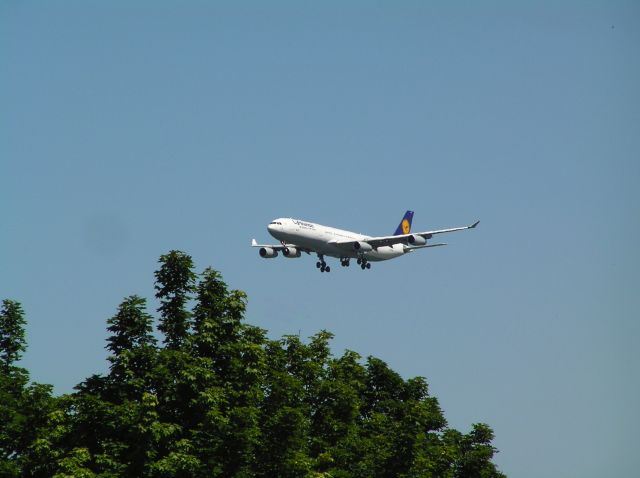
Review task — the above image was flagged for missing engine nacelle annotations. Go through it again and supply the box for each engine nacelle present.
[353,241,373,252]
[283,247,301,258]
[407,234,427,246]
[259,247,278,258]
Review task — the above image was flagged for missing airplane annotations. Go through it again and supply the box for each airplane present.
[251,211,479,272]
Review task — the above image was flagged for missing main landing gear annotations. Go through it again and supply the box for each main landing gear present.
[316,255,330,273]
[316,255,371,272]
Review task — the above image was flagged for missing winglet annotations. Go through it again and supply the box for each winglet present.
[251,238,258,246]
[469,220,480,229]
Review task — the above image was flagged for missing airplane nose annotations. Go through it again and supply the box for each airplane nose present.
[267,221,279,234]
[268,220,283,236]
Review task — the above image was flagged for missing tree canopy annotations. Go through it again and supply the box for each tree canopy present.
[0,252,505,477]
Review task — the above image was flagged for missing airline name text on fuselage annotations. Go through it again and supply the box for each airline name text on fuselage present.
[293,220,315,228]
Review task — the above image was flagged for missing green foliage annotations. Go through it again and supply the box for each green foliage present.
[106,296,156,356]
[104,296,158,404]
[0,300,27,371]
[155,250,196,350]
[1,251,505,477]
[0,300,58,478]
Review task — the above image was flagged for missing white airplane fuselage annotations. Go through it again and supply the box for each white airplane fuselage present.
[268,218,405,262]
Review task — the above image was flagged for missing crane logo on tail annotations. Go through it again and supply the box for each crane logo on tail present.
[394,210,414,236]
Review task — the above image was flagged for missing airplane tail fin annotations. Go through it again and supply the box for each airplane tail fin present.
[393,210,414,235]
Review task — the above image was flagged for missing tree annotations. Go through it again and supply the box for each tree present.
[189,267,266,477]
[59,296,161,477]
[449,423,506,478]
[0,300,56,478]
[0,300,27,372]
[1,252,506,477]
[256,335,312,477]
[155,250,196,350]
[105,295,157,398]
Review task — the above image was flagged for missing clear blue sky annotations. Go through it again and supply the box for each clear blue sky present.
[2,2,639,476]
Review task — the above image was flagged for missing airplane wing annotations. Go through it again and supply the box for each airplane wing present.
[251,239,311,254]
[331,220,479,249]
[251,238,286,250]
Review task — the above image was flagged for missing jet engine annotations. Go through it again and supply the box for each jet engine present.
[283,247,301,258]
[259,247,278,258]
[353,241,373,252]
[407,234,427,246]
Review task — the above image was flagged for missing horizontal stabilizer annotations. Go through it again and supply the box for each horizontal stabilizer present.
[405,243,447,251]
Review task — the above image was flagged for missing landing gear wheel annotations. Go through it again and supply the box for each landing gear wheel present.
[361,264,366,270]
[317,255,328,273]
[357,258,362,265]
[366,263,371,269]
